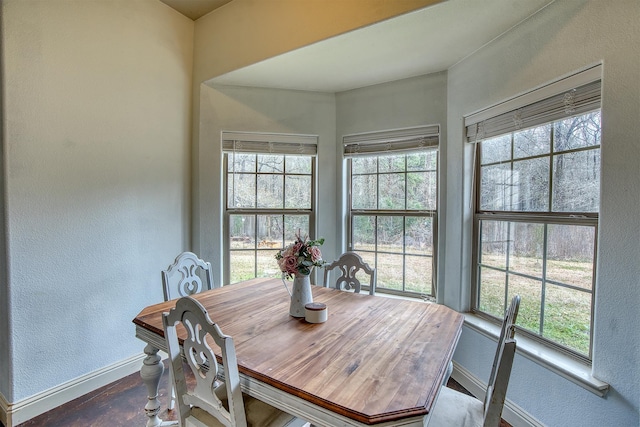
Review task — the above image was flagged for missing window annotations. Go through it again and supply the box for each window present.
[223,132,317,284]
[345,126,439,298]
[467,67,601,360]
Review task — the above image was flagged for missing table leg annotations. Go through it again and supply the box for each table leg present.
[140,344,178,427]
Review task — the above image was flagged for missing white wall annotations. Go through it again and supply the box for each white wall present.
[197,84,337,284]
[335,71,447,137]
[446,0,639,425]
[1,0,193,403]
[0,8,9,399]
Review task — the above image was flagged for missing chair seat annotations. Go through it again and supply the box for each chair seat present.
[428,387,484,427]
[187,395,305,427]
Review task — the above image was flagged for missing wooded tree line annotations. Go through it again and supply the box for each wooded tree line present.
[479,112,600,262]
[226,112,599,262]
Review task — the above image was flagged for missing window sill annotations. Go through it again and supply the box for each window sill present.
[373,291,609,397]
[462,313,610,397]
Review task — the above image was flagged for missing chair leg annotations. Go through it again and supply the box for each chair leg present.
[169,384,176,410]
[442,361,453,386]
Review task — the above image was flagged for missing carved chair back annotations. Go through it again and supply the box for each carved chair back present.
[162,251,213,301]
[163,296,247,427]
[323,251,376,295]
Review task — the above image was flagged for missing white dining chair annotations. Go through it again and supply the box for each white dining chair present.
[163,296,307,427]
[162,251,214,301]
[162,251,214,410]
[428,295,520,427]
[322,251,376,295]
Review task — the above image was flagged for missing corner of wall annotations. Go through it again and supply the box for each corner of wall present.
[0,0,14,405]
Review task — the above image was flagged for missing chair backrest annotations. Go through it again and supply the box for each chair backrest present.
[482,294,520,426]
[487,295,520,390]
[483,337,516,426]
[322,251,376,295]
[162,251,214,301]
[163,296,247,427]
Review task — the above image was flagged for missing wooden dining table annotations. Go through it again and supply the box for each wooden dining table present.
[133,277,464,427]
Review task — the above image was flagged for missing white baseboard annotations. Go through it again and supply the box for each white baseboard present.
[0,353,145,427]
[451,361,547,427]
[0,391,9,427]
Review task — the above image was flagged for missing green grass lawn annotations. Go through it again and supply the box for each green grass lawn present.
[479,255,592,356]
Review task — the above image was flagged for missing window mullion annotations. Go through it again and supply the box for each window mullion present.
[540,223,549,336]
[376,161,380,210]
[549,125,555,211]
[475,212,597,225]
[404,156,408,211]
[253,154,258,209]
[282,157,287,210]
[505,222,512,313]
[402,216,407,292]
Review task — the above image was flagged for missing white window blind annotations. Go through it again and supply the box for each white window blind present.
[343,125,439,157]
[465,65,602,142]
[222,131,318,155]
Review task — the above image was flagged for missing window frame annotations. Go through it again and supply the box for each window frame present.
[344,125,440,299]
[471,112,601,362]
[222,133,318,285]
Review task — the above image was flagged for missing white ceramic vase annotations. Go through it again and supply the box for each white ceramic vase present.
[290,273,313,317]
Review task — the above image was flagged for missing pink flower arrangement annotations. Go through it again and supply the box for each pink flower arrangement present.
[275,233,326,279]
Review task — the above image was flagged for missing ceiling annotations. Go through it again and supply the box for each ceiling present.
[159,0,231,20]
[208,0,555,93]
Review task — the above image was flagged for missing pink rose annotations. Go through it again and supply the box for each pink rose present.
[283,246,295,257]
[292,241,304,255]
[309,246,322,261]
[284,256,298,274]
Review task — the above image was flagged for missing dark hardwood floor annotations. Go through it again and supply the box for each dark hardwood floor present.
[8,365,511,427]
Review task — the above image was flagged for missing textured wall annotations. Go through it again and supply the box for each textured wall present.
[446,0,640,425]
[0,2,10,402]
[1,0,193,401]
